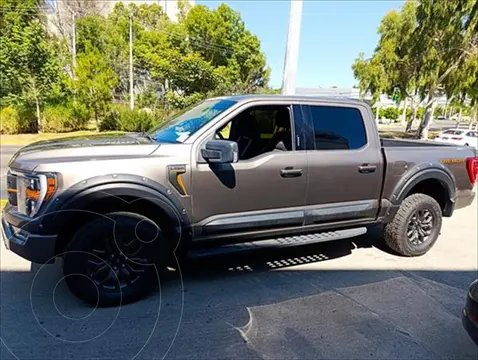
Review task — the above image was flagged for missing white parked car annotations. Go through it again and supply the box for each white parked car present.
[434,129,478,148]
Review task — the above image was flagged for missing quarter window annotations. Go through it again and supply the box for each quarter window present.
[308,105,367,150]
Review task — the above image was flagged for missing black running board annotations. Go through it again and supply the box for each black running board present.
[188,227,367,258]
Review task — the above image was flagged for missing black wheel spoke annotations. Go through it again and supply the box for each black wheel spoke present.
[407,208,434,246]
[126,263,145,274]
[84,235,149,290]
[91,264,111,284]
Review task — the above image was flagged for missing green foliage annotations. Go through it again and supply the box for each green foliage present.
[72,49,119,130]
[69,102,91,126]
[0,106,30,134]
[40,103,90,133]
[416,107,425,120]
[353,0,478,138]
[164,92,204,110]
[41,105,73,133]
[100,105,158,132]
[352,1,418,103]
[379,107,400,121]
[78,2,269,98]
[0,0,67,131]
[99,109,121,131]
[1,1,270,134]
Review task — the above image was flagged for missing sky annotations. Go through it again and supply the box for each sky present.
[197,0,405,89]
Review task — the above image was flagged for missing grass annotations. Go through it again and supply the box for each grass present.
[0,130,124,146]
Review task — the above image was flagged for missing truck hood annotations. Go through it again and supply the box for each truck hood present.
[9,133,161,172]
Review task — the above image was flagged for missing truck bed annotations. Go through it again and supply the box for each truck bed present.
[380,138,476,207]
[380,138,454,148]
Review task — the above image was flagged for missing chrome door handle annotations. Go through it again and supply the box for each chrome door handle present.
[280,168,303,178]
[358,164,377,173]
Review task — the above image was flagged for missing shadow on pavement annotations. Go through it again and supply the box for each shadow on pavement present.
[1,229,477,359]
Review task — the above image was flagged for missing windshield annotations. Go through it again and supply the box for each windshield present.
[148,98,237,143]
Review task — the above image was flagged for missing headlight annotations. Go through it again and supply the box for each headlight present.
[17,173,57,217]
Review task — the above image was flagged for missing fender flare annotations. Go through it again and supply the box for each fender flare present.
[39,174,192,243]
[391,164,456,216]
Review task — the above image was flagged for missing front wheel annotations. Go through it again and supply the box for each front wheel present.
[63,212,167,306]
[384,194,442,257]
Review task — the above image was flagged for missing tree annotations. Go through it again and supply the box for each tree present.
[48,0,107,39]
[72,49,118,131]
[0,0,66,131]
[353,0,478,139]
[180,3,269,93]
[413,0,478,139]
[352,1,419,131]
[79,2,270,102]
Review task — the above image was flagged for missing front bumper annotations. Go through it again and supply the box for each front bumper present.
[1,215,56,264]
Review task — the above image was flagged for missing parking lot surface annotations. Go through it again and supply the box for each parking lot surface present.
[1,199,477,359]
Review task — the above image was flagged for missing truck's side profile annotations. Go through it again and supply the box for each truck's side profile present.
[2,95,477,306]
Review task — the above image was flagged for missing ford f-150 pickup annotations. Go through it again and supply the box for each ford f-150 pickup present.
[2,95,477,306]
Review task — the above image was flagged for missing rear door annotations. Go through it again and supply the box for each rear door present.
[303,103,384,225]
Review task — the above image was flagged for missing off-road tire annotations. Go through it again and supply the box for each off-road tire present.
[63,212,167,307]
[384,194,442,257]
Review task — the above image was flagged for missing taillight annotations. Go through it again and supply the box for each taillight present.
[452,137,463,140]
[466,157,478,185]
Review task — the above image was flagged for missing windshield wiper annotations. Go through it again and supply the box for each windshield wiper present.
[137,131,156,143]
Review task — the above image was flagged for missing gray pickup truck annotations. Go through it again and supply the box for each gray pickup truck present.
[2,95,477,306]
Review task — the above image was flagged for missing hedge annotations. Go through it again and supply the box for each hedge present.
[0,106,30,134]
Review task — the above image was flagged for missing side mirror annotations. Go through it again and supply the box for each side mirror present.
[201,140,238,164]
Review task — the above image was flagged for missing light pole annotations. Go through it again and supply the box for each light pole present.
[281,0,303,95]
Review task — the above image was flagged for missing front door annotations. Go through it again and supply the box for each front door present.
[303,103,384,225]
[191,103,307,237]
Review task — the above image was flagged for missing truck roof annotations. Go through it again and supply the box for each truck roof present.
[212,94,368,106]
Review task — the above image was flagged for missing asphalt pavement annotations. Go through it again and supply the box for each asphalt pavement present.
[1,198,477,359]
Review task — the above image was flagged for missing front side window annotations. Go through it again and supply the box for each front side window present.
[216,105,293,160]
[308,105,367,150]
[149,99,237,143]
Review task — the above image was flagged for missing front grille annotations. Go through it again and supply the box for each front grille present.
[6,172,17,206]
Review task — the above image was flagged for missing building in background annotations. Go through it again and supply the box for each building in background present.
[296,87,452,109]
[296,87,396,108]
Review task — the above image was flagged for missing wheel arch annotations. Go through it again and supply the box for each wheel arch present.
[391,166,456,217]
[38,174,192,257]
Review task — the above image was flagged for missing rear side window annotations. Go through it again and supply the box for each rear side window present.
[308,105,367,150]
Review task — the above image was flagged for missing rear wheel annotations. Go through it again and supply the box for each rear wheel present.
[384,194,442,257]
[63,212,167,306]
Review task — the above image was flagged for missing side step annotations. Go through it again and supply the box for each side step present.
[188,227,367,259]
